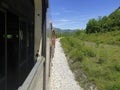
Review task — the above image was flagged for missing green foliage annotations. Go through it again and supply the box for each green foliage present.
[60,30,120,90]
[86,18,101,33]
[74,30,120,46]
[56,33,63,38]
[56,32,72,38]
[86,7,120,33]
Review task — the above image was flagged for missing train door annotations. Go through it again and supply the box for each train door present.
[7,11,19,90]
[0,9,6,90]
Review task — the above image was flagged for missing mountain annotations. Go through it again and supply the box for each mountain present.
[55,28,78,34]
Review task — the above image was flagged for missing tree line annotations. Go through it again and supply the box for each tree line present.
[86,7,120,33]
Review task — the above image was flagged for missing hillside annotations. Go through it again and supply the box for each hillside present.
[60,30,120,90]
[59,7,120,90]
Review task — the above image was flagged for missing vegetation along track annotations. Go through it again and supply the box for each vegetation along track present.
[60,30,120,90]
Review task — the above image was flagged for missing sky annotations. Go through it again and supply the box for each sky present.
[49,0,120,30]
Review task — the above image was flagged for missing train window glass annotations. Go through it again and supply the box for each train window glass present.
[19,21,27,63]
[0,11,5,78]
[27,25,30,48]
[6,11,19,90]
[27,24,34,71]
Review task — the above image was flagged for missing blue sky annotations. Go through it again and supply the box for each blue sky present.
[50,0,120,29]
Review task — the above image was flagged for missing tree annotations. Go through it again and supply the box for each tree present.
[86,19,101,33]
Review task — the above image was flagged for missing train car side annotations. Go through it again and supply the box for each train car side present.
[0,0,53,90]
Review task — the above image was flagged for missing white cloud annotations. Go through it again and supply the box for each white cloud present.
[53,19,84,29]
[52,15,89,29]
[55,19,70,22]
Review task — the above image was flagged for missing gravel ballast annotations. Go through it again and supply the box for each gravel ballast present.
[50,38,83,90]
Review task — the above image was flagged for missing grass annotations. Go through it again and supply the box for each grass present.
[60,30,120,90]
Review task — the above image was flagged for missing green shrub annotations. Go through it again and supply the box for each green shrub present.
[106,83,120,90]
[114,65,120,72]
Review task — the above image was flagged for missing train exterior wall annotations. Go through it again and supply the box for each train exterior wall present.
[0,0,52,90]
[34,0,42,59]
